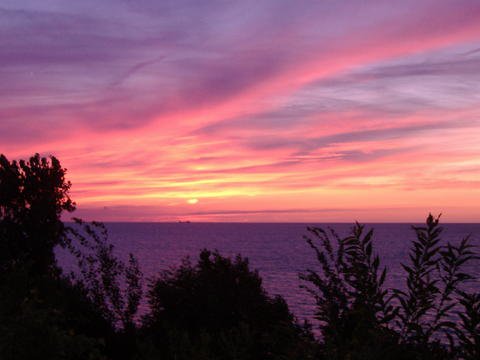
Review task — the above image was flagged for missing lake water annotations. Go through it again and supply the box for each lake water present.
[58,222,480,325]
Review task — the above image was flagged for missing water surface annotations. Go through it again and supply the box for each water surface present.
[59,222,480,324]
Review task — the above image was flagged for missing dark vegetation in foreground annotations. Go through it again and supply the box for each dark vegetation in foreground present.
[0,154,479,360]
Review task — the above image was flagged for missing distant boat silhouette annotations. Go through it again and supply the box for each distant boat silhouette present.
[178,220,191,223]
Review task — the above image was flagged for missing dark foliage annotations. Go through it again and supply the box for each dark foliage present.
[0,154,114,359]
[142,249,319,359]
[302,214,480,360]
[456,291,480,359]
[300,223,398,359]
[65,219,143,331]
[63,218,144,359]
[0,265,110,360]
[395,215,477,347]
[0,153,74,274]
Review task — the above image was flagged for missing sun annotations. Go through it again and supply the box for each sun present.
[187,198,199,204]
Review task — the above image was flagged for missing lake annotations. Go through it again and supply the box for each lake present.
[58,222,480,325]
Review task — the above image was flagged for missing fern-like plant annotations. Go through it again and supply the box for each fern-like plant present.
[455,291,480,360]
[300,223,396,359]
[303,215,479,359]
[395,214,477,348]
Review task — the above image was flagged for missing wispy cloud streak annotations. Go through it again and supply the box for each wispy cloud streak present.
[1,0,480,221]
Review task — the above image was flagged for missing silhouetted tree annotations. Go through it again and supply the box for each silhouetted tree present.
[142,249,318,360]
[0,153,75,274]
[0,154,120,359]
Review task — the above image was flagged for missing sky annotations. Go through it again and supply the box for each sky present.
[1,0,480,222]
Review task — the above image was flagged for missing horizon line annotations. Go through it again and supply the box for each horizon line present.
[63,220,480,224]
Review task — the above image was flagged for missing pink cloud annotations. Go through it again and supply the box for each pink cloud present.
[2,1,480,221]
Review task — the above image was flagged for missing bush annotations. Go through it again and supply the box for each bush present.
[302,214,480,360]
[142,249,318,360]
[300,223,398,359]
[0,261,110,359]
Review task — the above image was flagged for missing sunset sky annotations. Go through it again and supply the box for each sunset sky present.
[2,0,480,222]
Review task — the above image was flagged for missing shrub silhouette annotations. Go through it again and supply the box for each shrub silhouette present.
[455,291,480,359]
[65,219,143,332]
[300,223,398,359]
[302,215,480,359]
[142,249,318,360]
[0,266,110,360]
[394,215,477,347]
[64,219,143,359]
